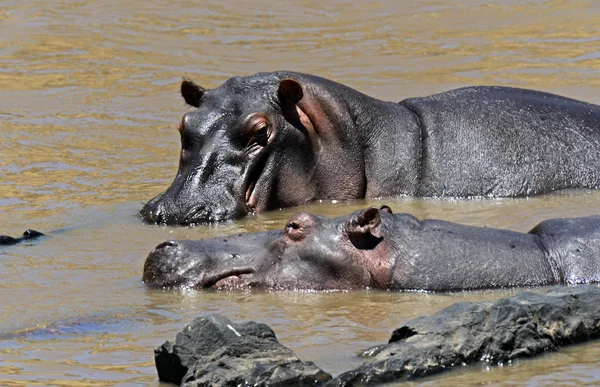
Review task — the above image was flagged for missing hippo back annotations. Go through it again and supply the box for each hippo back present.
[529,215,600,284]
[401,86,600,197]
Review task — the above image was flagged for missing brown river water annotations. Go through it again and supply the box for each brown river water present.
[2,1,600,386]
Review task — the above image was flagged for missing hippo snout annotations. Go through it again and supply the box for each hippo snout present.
[143,238,258,289]
[140,196,188,225]
[141,193,249,225]
[140,202,166,224]
[143,239,216,289]
[142,240,192,288]
[139,194,174,224]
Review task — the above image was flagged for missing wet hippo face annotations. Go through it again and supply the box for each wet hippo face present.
[143,207,395,290]
[140,73,318,225]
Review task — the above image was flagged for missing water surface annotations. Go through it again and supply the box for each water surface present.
[2,1,600,386]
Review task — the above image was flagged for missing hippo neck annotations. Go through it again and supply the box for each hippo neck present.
[280,71,385,141]
[277,71,422,198]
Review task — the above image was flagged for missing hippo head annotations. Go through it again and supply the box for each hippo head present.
[140,72,328,225]
[143,206,396,290]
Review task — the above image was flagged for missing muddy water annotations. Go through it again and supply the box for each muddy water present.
[1,0,600,385]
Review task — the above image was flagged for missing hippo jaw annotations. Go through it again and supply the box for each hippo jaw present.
[198,268,256,289]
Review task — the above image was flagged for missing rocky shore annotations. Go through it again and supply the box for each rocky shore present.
[154,285,600,386]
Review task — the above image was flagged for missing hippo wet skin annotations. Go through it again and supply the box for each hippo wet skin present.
[143,206,600,291]
[141,71,600,225]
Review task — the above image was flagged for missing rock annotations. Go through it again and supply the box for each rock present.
[328,285,600,386]
[154,314,332,387]
[155,286,600,386]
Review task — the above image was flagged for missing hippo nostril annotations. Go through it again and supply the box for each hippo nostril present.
[155,240,177,250]
[141,198,168,224]
[152,208,166,224]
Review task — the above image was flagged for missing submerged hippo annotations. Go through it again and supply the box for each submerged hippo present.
[143,206,600,291]
[141,71,600,225]
[0,229,44,246]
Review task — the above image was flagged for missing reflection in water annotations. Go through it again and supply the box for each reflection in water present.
[1,0,600,385]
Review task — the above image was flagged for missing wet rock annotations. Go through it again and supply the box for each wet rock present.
[328,285,600,386]
[154,314,332,387]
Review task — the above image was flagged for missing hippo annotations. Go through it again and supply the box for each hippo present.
[0,229,44,246]
[141,71,600,225]
[143,206,600,291]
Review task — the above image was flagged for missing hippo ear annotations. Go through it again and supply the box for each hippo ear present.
[349,208,383,239]
[181,76,205,108]
[277,79,304,107]
[379,205,393,214]
[347,208,384,250]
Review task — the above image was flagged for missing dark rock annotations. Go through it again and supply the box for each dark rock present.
[154,314,332,387]
[155,286,600,386]
[328,285,600,386]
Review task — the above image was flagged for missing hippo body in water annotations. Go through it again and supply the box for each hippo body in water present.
[0,230,45,246]
[143,207,600,291]
[141,71,600,225]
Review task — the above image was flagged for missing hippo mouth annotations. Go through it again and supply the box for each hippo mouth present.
[245,181,257,211]
[201,268,254,289]
[244,155,268,212]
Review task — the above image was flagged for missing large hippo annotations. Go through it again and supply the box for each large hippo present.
[141,71,600,225]
[143,206,600,291]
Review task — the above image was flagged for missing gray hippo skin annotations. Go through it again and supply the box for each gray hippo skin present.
[140,71,600,225]
[143,206,600,291]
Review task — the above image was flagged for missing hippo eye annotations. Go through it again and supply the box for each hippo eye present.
[253,121,269,145]
[244,119,270,149]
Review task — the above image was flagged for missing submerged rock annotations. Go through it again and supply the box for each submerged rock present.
[154,314,332,387]
[328,285,600,386]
